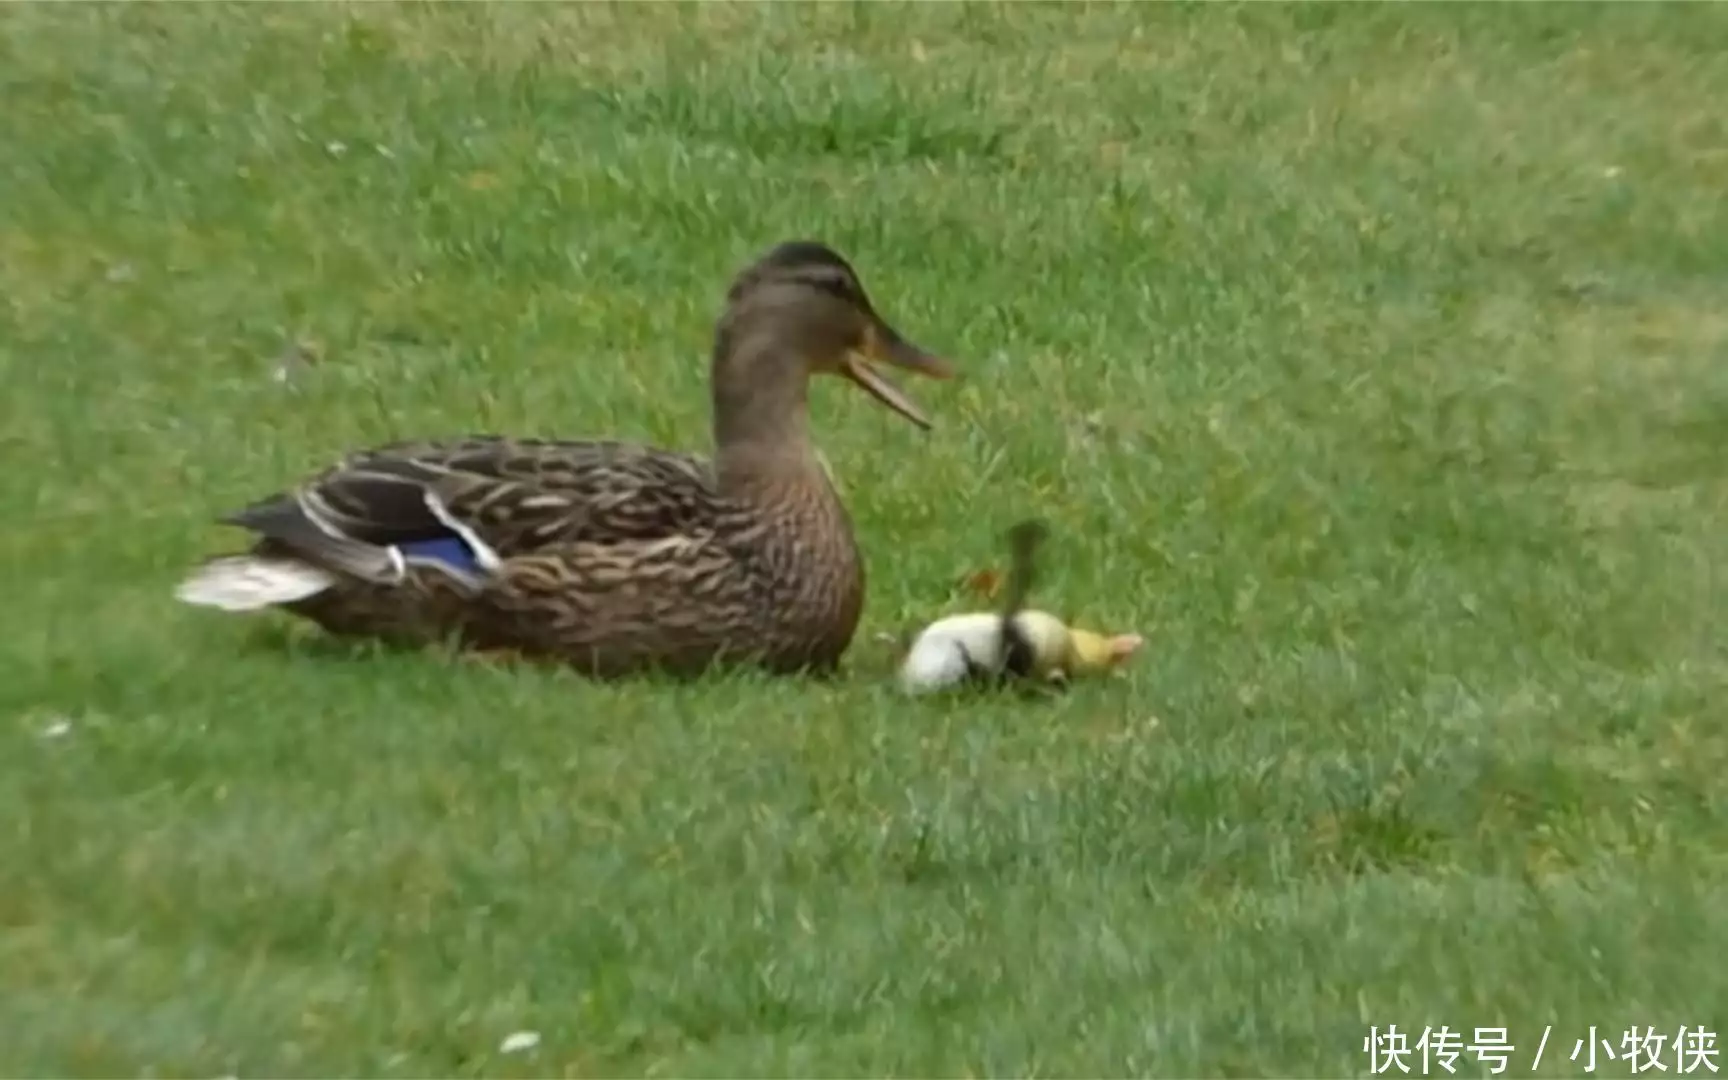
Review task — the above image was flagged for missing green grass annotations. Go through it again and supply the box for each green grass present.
[4,2,1728,1075]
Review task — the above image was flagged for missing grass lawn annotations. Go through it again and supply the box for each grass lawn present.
[4,2,1728,1075]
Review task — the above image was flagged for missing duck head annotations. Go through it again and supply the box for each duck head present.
[712,240,955,433]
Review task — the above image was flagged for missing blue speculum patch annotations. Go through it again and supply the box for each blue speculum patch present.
[398,535,481,574]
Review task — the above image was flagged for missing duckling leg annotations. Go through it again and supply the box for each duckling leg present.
[1009,669,1071,700]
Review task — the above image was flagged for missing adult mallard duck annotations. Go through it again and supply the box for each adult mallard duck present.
[175,240,954,678]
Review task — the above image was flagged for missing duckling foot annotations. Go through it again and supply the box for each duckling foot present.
[1012,671,1072,700]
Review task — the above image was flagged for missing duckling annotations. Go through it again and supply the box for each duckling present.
[897,519,1144,694]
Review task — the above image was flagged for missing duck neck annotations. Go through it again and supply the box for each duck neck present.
[711,336,823,496]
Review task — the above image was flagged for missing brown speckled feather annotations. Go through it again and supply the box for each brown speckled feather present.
[313,436,724,550]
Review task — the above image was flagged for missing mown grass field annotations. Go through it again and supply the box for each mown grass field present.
[4,3,1727,1076]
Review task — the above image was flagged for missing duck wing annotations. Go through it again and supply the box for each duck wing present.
[335,436,723,548]
[218,435,725,590]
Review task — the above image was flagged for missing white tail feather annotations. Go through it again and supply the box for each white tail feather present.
[174,556,337,612]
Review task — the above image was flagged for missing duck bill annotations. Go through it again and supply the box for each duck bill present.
[843,324,955,430]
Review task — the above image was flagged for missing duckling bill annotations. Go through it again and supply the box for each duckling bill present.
[898,519,1144,694]
[176,240,955,679]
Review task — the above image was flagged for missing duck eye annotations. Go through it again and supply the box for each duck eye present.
[805,269,859,304]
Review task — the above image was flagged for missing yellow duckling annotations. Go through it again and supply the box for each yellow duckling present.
[898,520,1143,694]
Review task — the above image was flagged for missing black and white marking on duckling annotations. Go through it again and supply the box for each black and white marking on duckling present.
[899,608,1077,694]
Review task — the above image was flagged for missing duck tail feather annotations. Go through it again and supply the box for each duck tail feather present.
[174,554,338,611]
[220,491,406,585]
